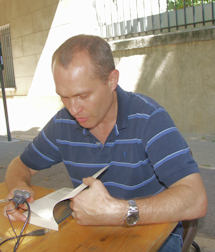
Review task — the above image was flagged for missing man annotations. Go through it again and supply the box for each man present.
[5,35,207,251]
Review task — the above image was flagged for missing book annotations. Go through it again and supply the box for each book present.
[25,166,109,231]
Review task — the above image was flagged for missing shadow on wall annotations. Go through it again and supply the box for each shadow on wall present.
[115,45,184,128]
[134,45,185,129]
[115,38,214,133]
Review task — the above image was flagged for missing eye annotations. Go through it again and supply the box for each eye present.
[60,96,68,102]
[79,94,88,99]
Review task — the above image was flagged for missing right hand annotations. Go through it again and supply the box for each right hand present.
[4,186,34,222]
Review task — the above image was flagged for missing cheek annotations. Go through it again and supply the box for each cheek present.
[87,95,100,111]
[90,94,109,117]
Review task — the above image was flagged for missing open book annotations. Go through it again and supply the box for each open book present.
[25,166,108,231]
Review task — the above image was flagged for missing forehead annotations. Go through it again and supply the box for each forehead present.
[53,57,101,97]
[53,51,96,79]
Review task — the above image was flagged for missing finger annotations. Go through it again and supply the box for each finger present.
[71,211,75,219]
[82,177,97,186]
[7,191,15,200]
[18,200,31,210]
[27,195,34,203]
[18,204,27,210]
[4,204,26,222]
[69,199,74,210]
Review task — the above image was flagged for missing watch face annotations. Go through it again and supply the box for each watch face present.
[127,212,139,225]
[126,200,139,226]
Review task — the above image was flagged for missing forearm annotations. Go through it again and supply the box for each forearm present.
[120,173,207,225]
[137,186,201,224]
[5,156,34,191]
[4,156,36,222]
[70,173,207,226]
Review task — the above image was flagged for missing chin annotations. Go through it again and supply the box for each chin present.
[78,121,93,129]
[77,117,100,130]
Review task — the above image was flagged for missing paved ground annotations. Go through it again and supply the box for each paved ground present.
[0,131,214,251]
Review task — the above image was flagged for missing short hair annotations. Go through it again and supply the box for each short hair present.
[52,34,115,81]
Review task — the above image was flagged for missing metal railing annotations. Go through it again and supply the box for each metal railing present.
[0,24,16,88]
[95,0,215,39]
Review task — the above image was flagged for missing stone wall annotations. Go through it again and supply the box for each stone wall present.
[0,0,214,135]
[111,27,215,134]
[0,0,58,95]
[0,0,100,136]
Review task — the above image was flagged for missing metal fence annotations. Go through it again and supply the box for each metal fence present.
[0,24,16,88]
[95,0,215,39]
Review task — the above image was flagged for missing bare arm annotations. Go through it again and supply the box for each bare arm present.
[5,156,37,191]
[4,156,37,221]
[137,173,207,224]
[70,173,207,225]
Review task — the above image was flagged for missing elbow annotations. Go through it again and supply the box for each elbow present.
[193,191,208,219]
[198,193,208,218]
[184,188,208,220]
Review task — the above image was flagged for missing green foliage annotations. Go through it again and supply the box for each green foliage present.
[168,0,213,10]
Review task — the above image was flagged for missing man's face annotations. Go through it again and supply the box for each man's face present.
[52,52,118,129]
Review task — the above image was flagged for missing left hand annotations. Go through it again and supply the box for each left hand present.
[4,187,34,222]
[70,177,126,225]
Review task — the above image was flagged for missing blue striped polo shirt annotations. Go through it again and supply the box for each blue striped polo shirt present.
[21,85,199,236]
[21,85,199,199]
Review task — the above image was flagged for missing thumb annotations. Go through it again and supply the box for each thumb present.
[82,177,97,187]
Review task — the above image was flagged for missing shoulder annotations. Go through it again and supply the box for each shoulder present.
[117,86,162,114]
[125,91,176,136]
[117,86,169,128]
[55,107,72,119]
[122,88,164,116]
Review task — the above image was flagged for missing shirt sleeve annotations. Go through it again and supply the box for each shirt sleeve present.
[20,115,62,170]
[144,108,199,187]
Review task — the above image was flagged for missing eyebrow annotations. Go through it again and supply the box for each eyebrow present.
[56,91,64,97]
[56,91,89,98]
[56,91,68,98]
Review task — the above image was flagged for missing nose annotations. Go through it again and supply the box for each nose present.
[68,97,82,116]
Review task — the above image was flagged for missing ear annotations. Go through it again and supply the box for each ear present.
[108,69,119,91]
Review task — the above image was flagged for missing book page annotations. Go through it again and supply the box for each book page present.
[25,165,109,231]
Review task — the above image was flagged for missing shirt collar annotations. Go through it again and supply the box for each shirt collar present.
[116,85,129,130]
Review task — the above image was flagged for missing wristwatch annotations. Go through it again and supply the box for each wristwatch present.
[125,200,139,226]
